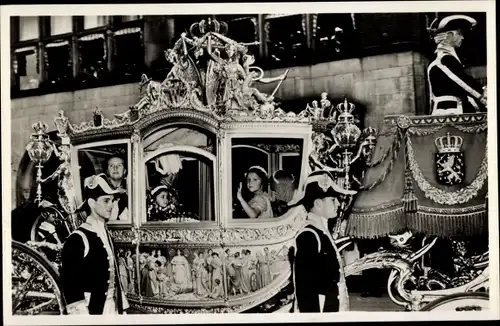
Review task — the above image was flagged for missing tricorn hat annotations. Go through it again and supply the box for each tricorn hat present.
[288,170,357,207]
[429,14,477,36]
[78,173,126,210]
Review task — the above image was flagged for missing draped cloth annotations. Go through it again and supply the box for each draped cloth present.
[347,114,488,238]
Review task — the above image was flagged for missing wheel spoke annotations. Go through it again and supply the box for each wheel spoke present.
[13,269,42,312]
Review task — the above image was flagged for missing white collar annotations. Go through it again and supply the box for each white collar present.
[436,43,461,64]
[306,212,330,234]
[84,215,107,236]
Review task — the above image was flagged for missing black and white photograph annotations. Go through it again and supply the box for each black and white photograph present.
[1,1,497,324]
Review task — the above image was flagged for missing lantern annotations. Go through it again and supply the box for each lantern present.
[25,122,54,203]
[332,99,361,148]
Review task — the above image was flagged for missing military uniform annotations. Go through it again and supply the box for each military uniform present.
[428,44,485,115]
[427,14,486,115]
[60,174,129,315]
[293,212,349,312]
[289,170,355,313]
[60,219,129,314]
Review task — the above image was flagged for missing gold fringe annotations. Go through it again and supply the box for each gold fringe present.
[347,207,407,239]
[408,210,488,237]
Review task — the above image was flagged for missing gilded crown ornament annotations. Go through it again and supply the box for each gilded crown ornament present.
[434,132,466,186]
[189,17,228,38]
[435,132,463,153]
[26,122,54,203]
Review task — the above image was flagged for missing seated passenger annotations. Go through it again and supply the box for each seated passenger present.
[270,169,297,217]
[236,166,273,219]
[147,184,181,221]
[105,155,129,221]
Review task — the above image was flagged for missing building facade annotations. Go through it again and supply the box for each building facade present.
[10,13,487,206]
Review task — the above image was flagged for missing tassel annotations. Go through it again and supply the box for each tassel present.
[402,136,418,213]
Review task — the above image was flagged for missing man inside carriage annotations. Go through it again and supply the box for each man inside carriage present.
[60,174,129,315]
[104,155,129,221]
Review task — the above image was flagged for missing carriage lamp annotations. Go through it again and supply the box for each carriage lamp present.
[26,122,54,203]
[332,99,361,149]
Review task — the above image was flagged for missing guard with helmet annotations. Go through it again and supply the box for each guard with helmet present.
[289,170,357,313]
[427,14,487,115]
[60,174,130,315]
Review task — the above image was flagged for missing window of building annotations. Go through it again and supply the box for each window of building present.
[19,17,40,42]
[14,46,41,90]
[315,13,355,61]
[265,14,307,67]
[77,34,107,83]
[114,27,144,77]
[220,15,259,56]
[45,40,72,85]
[83,16,108,30]
[50,16,73,35]
[173,15,207,39]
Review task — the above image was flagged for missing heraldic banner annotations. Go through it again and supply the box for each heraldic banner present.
[347,115,487,239]
[405,124,487,238]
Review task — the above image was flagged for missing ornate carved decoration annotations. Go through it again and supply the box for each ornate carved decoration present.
[249,143,301,153]
[407,136,487,205]
[385,113,487,128]
[418,204,486,214]
[129,302,244,314]
[108,229,136,243]
[138,228,222,244]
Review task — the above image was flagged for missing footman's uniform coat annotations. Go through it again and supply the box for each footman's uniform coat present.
[293,213,349,312]
[60,220,129,314]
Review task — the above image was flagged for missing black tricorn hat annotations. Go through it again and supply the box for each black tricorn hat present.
[288,170,357,207]
[429,14,477,36]
[78,173,126,210]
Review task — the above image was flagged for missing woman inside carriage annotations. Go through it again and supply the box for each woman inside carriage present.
[237,166,274,219]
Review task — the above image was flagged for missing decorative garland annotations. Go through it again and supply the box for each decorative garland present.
[406,136,488,205]
[360,129,403,191]
[408,122,487,137]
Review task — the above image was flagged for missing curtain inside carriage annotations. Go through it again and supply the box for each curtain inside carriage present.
[198,161,214,221]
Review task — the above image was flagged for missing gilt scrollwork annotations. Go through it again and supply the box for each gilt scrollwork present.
[129,302,245,314]
[108,229,137,243]
[138,229,222,244]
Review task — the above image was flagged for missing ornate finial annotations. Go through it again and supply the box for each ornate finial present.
[54,110,70,137]
[337,98,355,115]
[189,17,228,37]
[32,121,49,136]
[362,127,378,139]
[435,132,463,153]
[93,107,103,127]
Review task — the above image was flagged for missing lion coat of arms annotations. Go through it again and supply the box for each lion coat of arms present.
[434,132,465,186]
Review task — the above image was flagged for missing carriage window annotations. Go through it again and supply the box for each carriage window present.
[144,151,215,223]
[76,142,131,223]
[231,138,303,219]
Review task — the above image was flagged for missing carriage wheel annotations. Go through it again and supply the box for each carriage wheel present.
[420,292,489,312]
[11,241,66,315]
